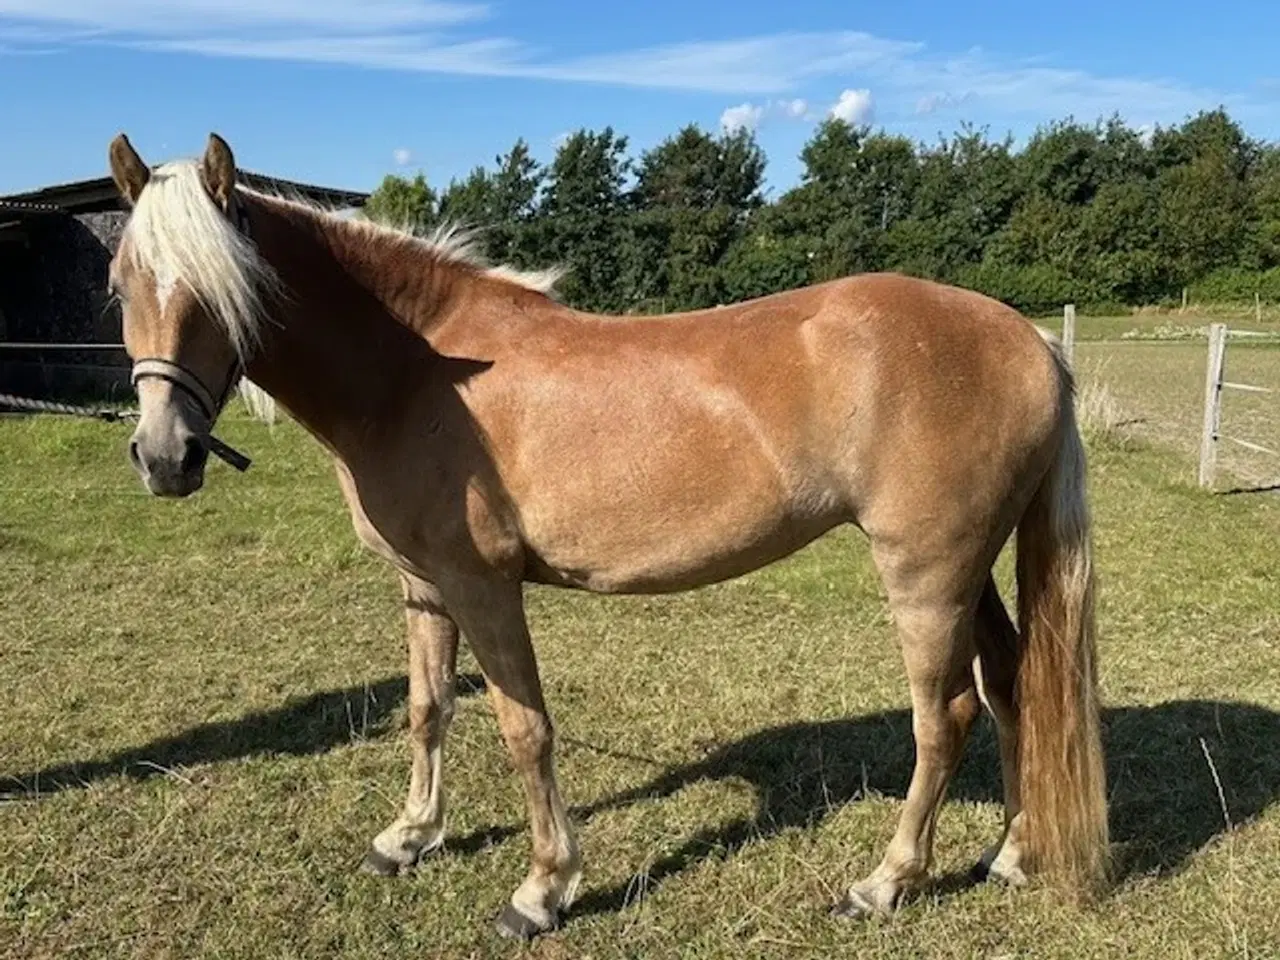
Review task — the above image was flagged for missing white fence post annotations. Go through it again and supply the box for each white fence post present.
[1062,303,1076,367]
[1198,323,1228,488]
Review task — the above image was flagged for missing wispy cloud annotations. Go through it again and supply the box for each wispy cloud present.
[0,1,487,33]
[915,91,972,116]
[392,147,413,166]
[0,2,1259,127]
[869,48,1235,129]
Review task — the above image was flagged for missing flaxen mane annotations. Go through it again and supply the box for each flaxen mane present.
[122,160,564,425]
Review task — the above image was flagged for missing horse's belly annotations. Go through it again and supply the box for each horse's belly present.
[515,466,843,594]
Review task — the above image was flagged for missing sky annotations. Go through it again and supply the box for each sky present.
[1,1,1278,198]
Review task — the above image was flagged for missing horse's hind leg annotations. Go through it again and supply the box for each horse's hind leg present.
[972,574,1027,885]
[835,551,983,918]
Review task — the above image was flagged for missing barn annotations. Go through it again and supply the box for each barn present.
[0,171,367,399]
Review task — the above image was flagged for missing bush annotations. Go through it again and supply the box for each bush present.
[1189,266,1280,303]
[956,261,1078,315]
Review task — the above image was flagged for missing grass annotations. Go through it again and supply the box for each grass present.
[2,349,1279,958]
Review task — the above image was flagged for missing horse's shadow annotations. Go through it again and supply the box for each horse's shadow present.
[4,681,1277,915]
[0,673,485,798]
[567,699,1280,915]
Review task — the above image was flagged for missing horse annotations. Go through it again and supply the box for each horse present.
[106,132,1108,938]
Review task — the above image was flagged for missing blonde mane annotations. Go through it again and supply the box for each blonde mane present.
[125,162,564,359]
[123,159,564,424]
[344,216,565,297]
[124,161,279,359]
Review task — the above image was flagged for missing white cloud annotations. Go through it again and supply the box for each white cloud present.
[720,102,765,134]
[831,88,874,124]
[719,97,818,134]
[392,147,412,166]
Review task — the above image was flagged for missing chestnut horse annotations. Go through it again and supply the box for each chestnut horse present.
[107,133,1107,937]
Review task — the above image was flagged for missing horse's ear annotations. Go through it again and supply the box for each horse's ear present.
[108,134,150,206]
[200,133,237,212]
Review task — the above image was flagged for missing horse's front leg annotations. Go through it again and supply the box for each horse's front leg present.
[443,575,580,938]
[363,574,459,875]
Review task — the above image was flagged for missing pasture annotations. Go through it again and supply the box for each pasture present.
[2,329,1279,959]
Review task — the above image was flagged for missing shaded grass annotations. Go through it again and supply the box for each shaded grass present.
[1,385,1279,958]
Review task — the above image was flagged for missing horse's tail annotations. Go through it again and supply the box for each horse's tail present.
[1015,336,1109,896]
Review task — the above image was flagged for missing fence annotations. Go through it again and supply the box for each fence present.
[1198,323,1277,488]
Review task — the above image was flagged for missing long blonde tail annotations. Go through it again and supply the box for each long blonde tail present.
[1015,346,1109,895]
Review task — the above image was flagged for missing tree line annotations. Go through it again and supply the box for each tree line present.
[364,109,1280,316]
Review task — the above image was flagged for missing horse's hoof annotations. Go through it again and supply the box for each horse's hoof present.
[830,890,878,921]
[361,847,411,877]
[972,847,1027,886]
[983,861,1028,887]
[494,903,556,940]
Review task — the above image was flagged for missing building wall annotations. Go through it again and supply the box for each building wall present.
[0,211,130,399]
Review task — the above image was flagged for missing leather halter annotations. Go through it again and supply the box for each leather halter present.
[130,356,238,422]
[129,193,254,472]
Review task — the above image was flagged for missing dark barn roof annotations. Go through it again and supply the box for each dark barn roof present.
[0,170,368,221]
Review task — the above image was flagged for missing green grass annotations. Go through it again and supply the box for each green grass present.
[2,365,1279,958]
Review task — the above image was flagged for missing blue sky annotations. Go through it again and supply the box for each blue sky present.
[1,1,1278,197]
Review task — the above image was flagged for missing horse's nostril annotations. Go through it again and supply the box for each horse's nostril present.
[129,439,143,470]
[181,436,209,475]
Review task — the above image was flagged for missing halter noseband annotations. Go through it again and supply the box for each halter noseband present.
[129,193,254,473]
[130,356,239,422]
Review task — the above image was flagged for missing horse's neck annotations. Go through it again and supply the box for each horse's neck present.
[241,200,443,458]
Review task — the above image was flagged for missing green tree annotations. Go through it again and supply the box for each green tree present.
[363,172,437,232]
[627,125,766,309]
[436,139,546,268]
[537,128,634,311]
[1154,111,1258,284]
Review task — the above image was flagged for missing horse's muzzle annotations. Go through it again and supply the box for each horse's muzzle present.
[129,428,209,497]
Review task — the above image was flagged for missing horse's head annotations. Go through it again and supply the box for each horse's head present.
[108,132,270,496]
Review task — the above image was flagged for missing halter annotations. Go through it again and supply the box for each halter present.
[129,193,254,472]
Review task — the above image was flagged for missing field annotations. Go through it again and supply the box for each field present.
[2,326,1279,958]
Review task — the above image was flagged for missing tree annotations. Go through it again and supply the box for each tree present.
[1154,111,1258,284]
[436,139,546,269]
[537,128,634,312]
[627,125,767,309]
[360,107,1278,314]
[363,173,437,232]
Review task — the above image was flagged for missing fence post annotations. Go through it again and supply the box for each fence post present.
[1198,323,1228,488]
[1062,303,1076,366]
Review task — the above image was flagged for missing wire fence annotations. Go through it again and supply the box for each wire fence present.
[1199,323,1277,488]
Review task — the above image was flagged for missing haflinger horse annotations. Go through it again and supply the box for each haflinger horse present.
[107,132,1108,938]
